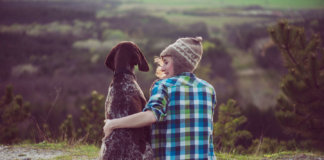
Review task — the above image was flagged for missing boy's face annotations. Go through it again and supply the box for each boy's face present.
[161,56,174,78]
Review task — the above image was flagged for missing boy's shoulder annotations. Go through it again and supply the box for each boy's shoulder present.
[195,77,215,90]
[154,76,178,85]
[150,78,171,90]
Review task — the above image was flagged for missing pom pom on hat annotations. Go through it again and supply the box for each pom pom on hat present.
[194,36,203,42]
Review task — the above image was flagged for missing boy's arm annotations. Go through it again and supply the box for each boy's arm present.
[103,110,156,139]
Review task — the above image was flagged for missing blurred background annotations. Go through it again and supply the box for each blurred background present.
[0,0,323,153]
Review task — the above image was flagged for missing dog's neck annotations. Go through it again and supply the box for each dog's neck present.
[114,69,135,78]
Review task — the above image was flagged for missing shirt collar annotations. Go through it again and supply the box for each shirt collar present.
[175,72,195,78]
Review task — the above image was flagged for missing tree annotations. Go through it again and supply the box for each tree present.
[213,99,252,153]
[269,20,324,149]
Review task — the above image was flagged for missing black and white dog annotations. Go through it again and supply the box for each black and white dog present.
[99,41,153,160]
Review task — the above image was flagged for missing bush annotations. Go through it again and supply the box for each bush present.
[213,99,252,153]
[59,90,105,144]
[0,85,31,144]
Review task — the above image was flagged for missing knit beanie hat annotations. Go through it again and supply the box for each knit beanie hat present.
[160,36,203,73]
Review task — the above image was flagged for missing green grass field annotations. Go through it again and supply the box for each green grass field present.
[116,0,324,37]
[15,142,99,160]
[10,142,323,160]
[135,0,324,9]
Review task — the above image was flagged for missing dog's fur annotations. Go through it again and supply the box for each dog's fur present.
[99,42,153,160]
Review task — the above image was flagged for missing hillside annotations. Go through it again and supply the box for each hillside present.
[1,0,324,147]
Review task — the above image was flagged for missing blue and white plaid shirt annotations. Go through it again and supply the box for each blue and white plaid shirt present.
[144,72,217,160]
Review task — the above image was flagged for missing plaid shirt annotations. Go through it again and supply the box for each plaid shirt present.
[144,72,217,160]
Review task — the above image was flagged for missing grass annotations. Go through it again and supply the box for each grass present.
[216,152,262,160]
[11,142,324,160]
[216,151,324,160]
[15,141,100,160]
[263,151,324,160]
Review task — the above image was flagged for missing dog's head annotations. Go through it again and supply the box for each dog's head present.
[105,41,149,72]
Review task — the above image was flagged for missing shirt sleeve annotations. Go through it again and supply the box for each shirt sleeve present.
[213,89,217,108]
[212,89,217,122]
[143,80,168,122]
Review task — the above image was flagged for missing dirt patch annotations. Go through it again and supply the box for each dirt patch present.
[0,145,66,160]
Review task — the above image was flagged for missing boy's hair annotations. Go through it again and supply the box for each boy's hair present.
[155,37,203,79]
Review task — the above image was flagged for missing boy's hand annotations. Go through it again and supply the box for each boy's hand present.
[103,119,114,140]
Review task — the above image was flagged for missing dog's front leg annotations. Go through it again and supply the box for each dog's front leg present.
[98,138,107,160]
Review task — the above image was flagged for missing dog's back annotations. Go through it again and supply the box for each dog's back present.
[100,74,152,160]
[105,74,146,119]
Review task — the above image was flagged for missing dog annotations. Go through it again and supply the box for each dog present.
[99,41,153,160]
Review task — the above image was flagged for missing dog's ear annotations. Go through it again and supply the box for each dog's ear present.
[135,46,149,72]
[105,44,119,71]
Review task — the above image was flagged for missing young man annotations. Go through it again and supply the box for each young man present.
[104,37,217,160]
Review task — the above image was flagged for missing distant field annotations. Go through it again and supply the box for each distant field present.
[159,13,270,28]
[135,0,324,9]
[118,0,323,32]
